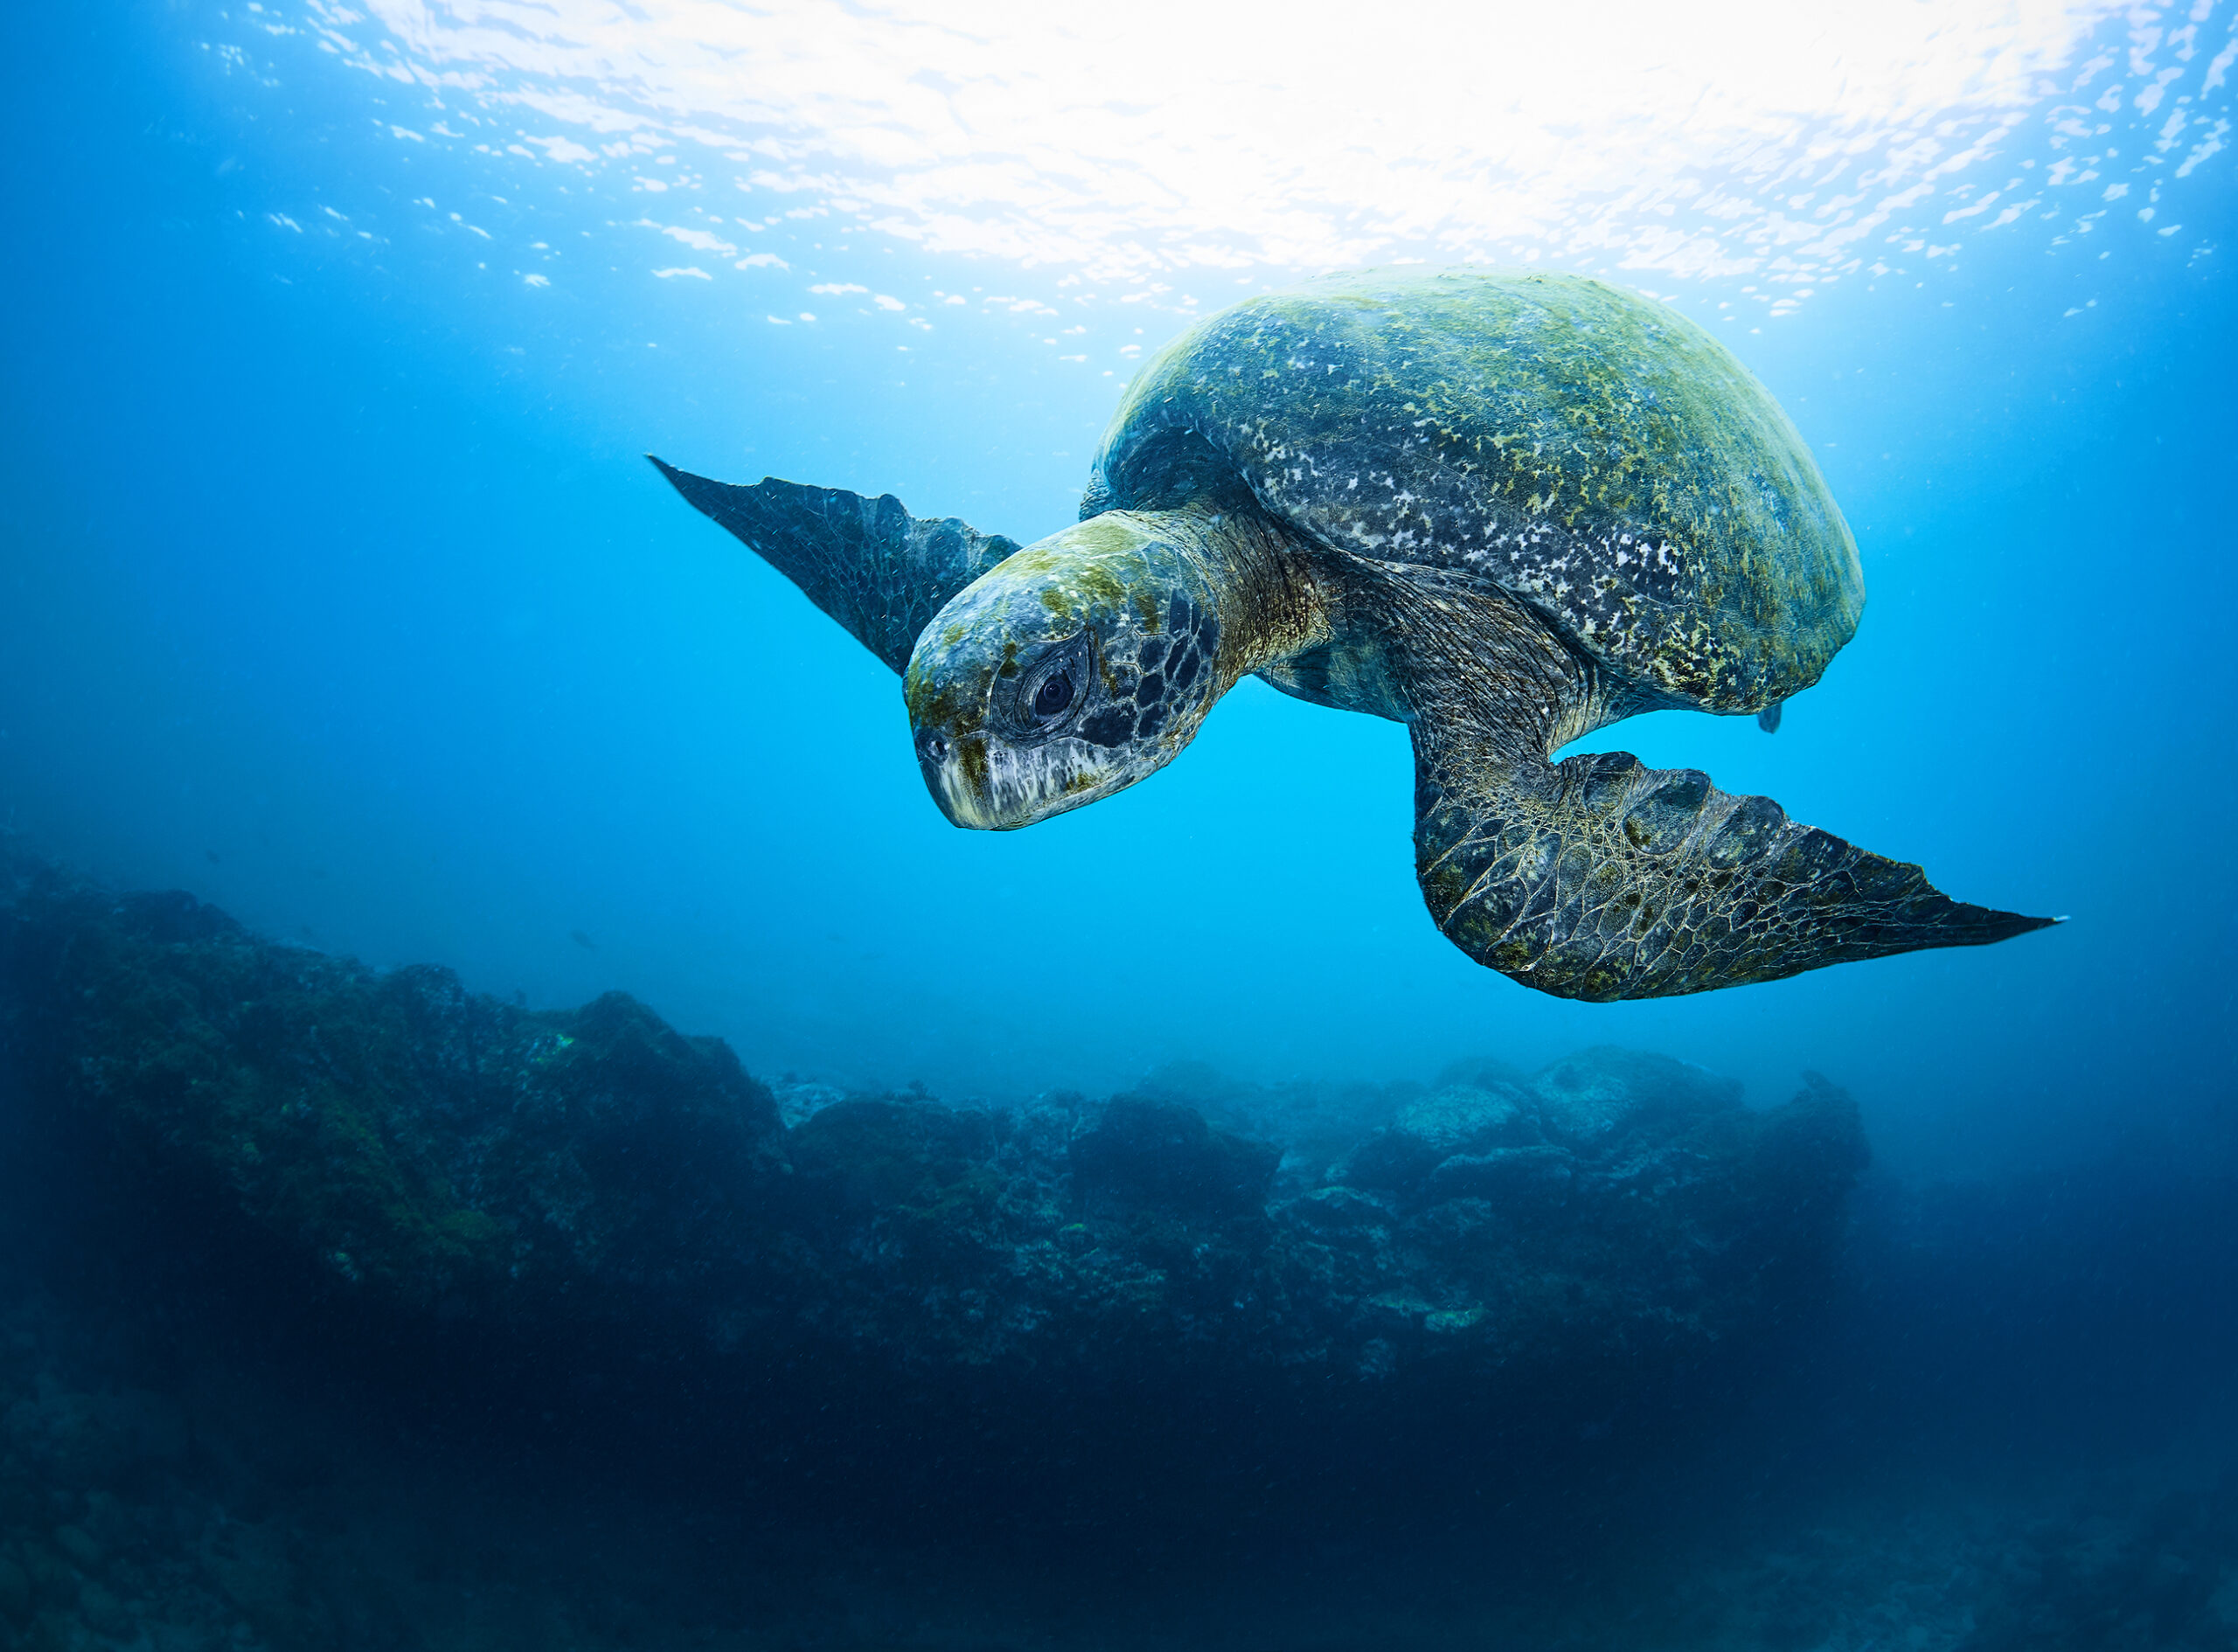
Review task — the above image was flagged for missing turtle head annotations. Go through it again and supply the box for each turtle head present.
[904,512,1226,830]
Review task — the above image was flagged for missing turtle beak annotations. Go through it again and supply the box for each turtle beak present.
[912,725,1117,830]
[914,727,1003,829]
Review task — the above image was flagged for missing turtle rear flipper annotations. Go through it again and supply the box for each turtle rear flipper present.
[1412,737,2056,1001]
[650,457,1019,672]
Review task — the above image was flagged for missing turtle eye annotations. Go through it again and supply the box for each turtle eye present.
[1032,671,1075,718]
[1010,632,1094,735]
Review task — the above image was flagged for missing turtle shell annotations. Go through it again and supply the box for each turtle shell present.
[1087,269,1862,713]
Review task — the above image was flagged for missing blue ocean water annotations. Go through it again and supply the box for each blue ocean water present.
[7,1,2234,1177]
[1,3,2235,1645]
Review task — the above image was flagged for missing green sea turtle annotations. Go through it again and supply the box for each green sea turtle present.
[652,268,2052,1000]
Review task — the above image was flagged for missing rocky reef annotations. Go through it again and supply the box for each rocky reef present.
[0,850,1865,1418]
[3,850,2236,1651]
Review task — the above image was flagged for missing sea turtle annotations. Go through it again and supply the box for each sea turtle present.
[652,268,2052,1000]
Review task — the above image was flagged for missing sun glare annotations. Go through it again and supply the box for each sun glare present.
[285,0,2230,301]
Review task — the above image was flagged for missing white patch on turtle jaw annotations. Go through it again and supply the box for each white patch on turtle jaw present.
[922,732,1145,831]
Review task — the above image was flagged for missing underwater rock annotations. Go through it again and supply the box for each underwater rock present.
[1394,1079,1540,1156]
[1127,1060,1425,1193]
[0,854,787,1340]
[1334,1047,1757,1217]
[769,1075,848,1127]
[1070,1097,1281,1219]
[1424,1143,1574,1204]
[0,850,1868,1412]
[1337,1079,1541,1191]
[1528,1045,1745,1143]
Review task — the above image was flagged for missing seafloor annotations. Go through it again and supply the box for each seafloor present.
[0,844,2232,1650]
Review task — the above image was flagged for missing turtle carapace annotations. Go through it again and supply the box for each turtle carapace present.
[651,268,2054,1001]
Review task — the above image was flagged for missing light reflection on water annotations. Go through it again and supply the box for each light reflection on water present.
[262,0,2235,313]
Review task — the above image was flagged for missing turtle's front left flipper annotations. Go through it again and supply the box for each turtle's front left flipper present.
[650,457,1020,672]
[1412,731,2056,1002]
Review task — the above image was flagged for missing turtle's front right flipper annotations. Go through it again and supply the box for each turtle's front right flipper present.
[1413,732,2056,1002]
[650,458,1020,673]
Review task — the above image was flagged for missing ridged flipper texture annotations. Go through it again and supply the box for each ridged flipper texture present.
[1414,740,2054,1000]
[651,458,1018,673]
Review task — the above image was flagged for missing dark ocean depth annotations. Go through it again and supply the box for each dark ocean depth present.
[0,3,2234,1648]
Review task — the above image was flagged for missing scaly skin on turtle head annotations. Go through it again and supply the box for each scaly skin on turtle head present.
[904,511,1229,830]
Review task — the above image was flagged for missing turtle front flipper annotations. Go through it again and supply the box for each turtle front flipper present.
[650,457,1019,672]
[1412,734,2056,1001]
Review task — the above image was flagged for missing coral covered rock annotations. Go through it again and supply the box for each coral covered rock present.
[0,851,1867,1408]
[0,856,786,1339]
[1071,1098,1281,1218]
